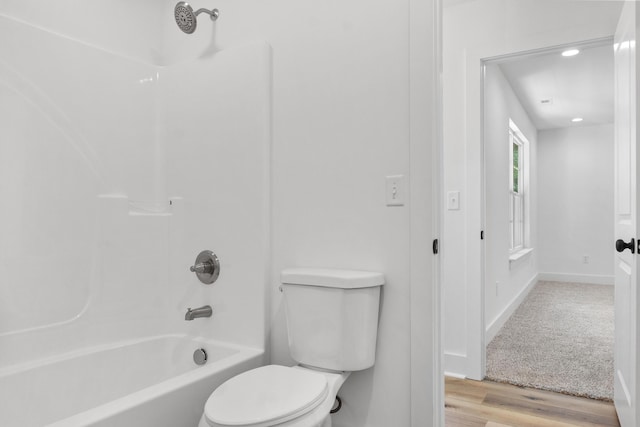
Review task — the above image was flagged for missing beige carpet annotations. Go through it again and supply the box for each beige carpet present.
[486,281,614,401]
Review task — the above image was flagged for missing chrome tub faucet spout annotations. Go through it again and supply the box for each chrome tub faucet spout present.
[185,305,213,321]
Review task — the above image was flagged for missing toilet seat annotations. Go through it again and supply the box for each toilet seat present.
[204,365,329,427]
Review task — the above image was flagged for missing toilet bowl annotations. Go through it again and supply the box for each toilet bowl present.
[198,365,350,427]
[198,268,384,427]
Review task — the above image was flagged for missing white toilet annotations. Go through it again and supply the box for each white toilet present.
[198,268,385,427]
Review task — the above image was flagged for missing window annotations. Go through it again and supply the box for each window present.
[509,120,526,252]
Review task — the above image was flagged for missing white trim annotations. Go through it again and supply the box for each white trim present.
[508,118,528,144]
[509,247,533,262]
[464,48,486,382]
[444,352,467,378]
[444,372,466,380]
[509,120,527,253]
[409,0,441,425]
[537,272,615,286]
[509,247,534,269]
[485,274,538,343]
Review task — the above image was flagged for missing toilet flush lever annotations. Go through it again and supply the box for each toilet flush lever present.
[190,250,221,284]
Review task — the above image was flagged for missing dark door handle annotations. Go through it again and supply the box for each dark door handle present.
[616,238,635,253]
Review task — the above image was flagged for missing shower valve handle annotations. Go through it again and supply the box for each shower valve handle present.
[190,262,213,274]
[189,250,221,284]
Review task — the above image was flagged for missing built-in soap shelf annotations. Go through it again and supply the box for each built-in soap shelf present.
[128,200,172,217]
[97,194,176,217]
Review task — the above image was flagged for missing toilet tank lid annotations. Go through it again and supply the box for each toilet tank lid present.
[281,268,385,289]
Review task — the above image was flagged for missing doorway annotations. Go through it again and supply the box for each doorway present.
[441,0,627,424]
[442,0,624,381]
[481,41,615,401]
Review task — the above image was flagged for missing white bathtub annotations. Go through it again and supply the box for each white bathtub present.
[0,334,263,427]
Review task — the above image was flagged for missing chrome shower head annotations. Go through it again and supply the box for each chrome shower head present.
[174,2,219,34]
[175,2,197,34]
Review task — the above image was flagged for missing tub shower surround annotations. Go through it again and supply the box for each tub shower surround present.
[0,8,270,427]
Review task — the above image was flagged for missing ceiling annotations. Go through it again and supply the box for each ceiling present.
[498,43,614,130]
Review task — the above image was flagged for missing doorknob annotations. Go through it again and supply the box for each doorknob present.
[616,238,635,254]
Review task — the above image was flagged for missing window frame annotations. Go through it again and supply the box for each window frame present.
[509,120,526,253]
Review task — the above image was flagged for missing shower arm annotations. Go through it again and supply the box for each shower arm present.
[194,8,219,20]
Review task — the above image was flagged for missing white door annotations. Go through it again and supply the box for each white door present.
[614,2,638,426]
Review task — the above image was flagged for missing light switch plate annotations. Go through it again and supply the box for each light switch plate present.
[386,175,405,206]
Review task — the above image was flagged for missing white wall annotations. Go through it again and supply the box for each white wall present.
[163,43,271,350]
[483,64,538,338]
[159,0,429,424]
[537,125,615,284]
[443,0,623,378]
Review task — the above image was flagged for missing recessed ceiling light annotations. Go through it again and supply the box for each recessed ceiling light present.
[571,117,583,122]
[562,49,580,57]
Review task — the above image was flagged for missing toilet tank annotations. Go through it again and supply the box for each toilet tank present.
[280,268,384,372]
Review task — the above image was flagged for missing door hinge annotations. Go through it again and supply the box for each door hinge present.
[481,230,484,240]
[433,239,439,255]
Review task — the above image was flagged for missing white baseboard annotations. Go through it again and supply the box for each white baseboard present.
[444,371,466,379]
[537,272,614,285]
[444,352,467,378]
[485,273,538,344]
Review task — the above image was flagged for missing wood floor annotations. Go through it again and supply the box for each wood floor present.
[445,377,620,427]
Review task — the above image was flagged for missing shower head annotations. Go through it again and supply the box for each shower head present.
[174,2,219,34]
[174,2,197,34]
